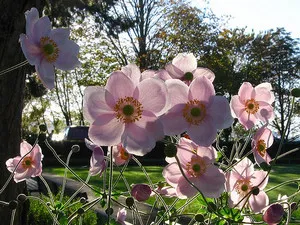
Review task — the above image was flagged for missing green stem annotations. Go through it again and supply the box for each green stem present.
[39,175,55,205]
[60,149,74,202]
[107,146,113,225]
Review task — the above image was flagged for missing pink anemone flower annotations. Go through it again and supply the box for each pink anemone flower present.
[116,208,127,225]
[165,53,215,85]
[161,76,233,146]
[163,137,226,199]
[83,68,168,156]
[230,82,275,130]
[252,127,274,165]
[85,139,106,177]
[226,157,269,213]
[19,8,80,89]
[111,144,132,166]
[6,141,43,183]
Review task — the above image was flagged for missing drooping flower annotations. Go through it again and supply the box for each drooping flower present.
[85,139,106,177]
[19,8,80,89]
[165,53,215,85]
[226,158,269,213]
[161,76,233,146]
[262,203,285,225]
[252,127,274,165]
[112,144,132,166]
[83,67,168,156]
[6,141,43,183]
[116,208,127,225]
[230,82,275,130]
[151,185,177,198]
[131,184,152,201]
[163,137,226,199]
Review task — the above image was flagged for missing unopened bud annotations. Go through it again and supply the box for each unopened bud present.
[105,207,113,215]
[8,200,18,210]
[263,203,284,224]
[126,197,134,208]
[17,194,27,203]
[291,88,300,97]
[194,213,204,222]
[131,184,152,202]
[39,124,47,132]
[80,197,87,204]
[77,208,85,215]
[71,145,80,153]
[252,186,260,196]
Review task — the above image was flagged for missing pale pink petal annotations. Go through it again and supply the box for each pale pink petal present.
[13,169,35,183]
[31,145,43,170]
[176,137,198,165]
[256,103,275,123]
[228,190,245,208]
[165,79,188,106]
[196,146,217,163]
[254,150,272,165]
[188,76,215,106]
[121,63,141,86]
[89,146,106,176]
[230,95,245,118]
[165,63,184,79]
[238,82,253,101]
[155,186,177,198]
[259,128,274,147]
[163,163,182,187]
[255,83,275,104]
[20,141,33,156]
[6,157,25,174]
[117,208,127,225]
[176,176,197,199]
[208,96,234,129]
[251,171,269,190]
[226,171,242,192]
[50,28,70,45]
[141,69,156,80]
[154,69,172,81]
[25,8,39,39]
[19,34,42,65]
[187,118,217,147]
[134,78,168,116]
[249,191,269,213]
[83,87,113,123]
[32,16,51,43]
[238,110,257,130]
[193,67,215,82]
[36,60,55,89]
[54,40,80,70]
[196,166,225,198]
[172,53,197,73]
[161,104,188,135]
[106,72,135,99]
[232,158,254,179]
[89,115,124,147]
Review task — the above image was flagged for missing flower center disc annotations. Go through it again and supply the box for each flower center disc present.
[120,146,130,160]
[22,156,33,169]
[183,72,193,81]
[40,37,59,63]
[187,155,206,177]
[114,96,143,123]
[245,98,259,114]
[236,179,251,195]
[256,140,267,157]
[183,99,206,125]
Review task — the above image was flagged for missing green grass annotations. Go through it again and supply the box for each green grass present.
[43,164,300,223]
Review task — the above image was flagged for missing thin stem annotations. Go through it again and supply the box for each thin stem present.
[0,201,9,206]
[107,146,113,225]
[0,60,28,76]
[60,149,74,202]
[39,175,55,205]
[10,209,16,225]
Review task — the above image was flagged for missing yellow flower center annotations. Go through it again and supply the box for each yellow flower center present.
[235,179,252,196]
[114,96,143,123]
[183,99,206,125]
[256,139,267,157]
[22,156,34,169]
[40,37,59,63]
[186,155,207,177]
[245,98,259,114]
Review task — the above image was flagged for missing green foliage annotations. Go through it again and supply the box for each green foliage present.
[27,193,98,225]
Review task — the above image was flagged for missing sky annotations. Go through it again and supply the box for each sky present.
[194,0,300,39]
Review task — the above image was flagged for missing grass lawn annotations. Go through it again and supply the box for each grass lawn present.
[43,163,300,223]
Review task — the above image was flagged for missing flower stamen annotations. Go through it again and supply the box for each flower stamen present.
[40,37,59,63]
[186,155,207,177]
[22,156,34,169]
[245,99,259,114]
[183,99,206,125]
[114,96,143,123]
[256,140,267,157]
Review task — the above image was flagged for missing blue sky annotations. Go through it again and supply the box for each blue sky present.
[194,0,300,38]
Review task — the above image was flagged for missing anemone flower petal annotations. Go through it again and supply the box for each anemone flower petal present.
[193,67,215,82]
[238,110,257,130]
[251,170,269,190]
[188,76,215,106]
[20,141,33,156]
[89,114,124,147]
[36,60,55,89]
[50,28,70,45]
[165,64,184,79]
[255,83,275,104]
[55,40,80,70]
[25,8,39,39]
[238,82,253,101]
[106,72,135,100]
[230,95,244,118]
[196,166,225,198]
[19,34,41,65]
[256,103,275,122]
[176,176,197,199]
[232,158,254,179]
[32,16,51,43]
[165,79,188,106]
[134,78,168,116]
[208,96,234,129]
[249,191,269,213]
[6,157,25,174]
[121,63,141,86]
[172,53,197,73]
[162,163,182,187]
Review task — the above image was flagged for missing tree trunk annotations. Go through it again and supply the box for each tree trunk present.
[0,1,45,224]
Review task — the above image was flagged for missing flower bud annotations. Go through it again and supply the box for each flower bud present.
[77,208,85,215]
[251,186,260,196]
[126,197,134,208]
[291,88,300,97]
[39,124,47,132]
[8,200,18,210]
[71,145,80,153]
[131,184,152,202]
[105,207,113,215]
[17,194,27,203]
[194,213,204,222]
[80,197,87,204]
[263,203,284,224]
